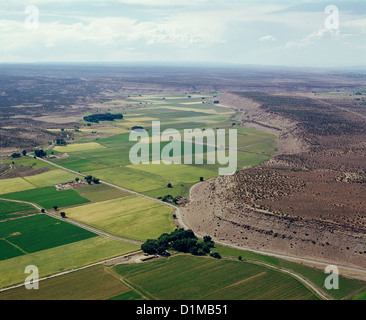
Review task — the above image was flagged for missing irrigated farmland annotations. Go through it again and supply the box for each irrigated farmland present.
[113,255,319,300]
[0,200,37,221]
[65,195,174,242]
[1,186,90,209]
[0,265,141,300]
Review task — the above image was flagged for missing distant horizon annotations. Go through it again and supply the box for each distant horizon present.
[0,1,365,67]
[0,61,365,71]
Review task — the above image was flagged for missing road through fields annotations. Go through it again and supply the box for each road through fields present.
[27,156,342,300]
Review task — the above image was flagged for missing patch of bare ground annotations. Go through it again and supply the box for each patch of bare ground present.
[220,93,309,155]
[0,165,51,179]
[182,91,366,275]
[56,180,88,190]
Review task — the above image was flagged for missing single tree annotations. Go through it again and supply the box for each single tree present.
[60,212,66,218]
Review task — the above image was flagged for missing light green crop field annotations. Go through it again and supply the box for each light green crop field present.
[352,290,366,300]
[65,196,174,242]
[22,169,81,188]
[74,183,131,202]
[53,142,106,153]
[0,177,35,195]
[0,236,139,289]
[0,265,141,300]
[126,162,218,184]
[113,255,319,300]
[50,157,109,173]
[3,157,56,169]
[87,166,171,193]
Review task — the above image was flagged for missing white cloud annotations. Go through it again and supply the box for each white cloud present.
[284,28,340,49]
[259,35,276,42]
[0,1,365,65]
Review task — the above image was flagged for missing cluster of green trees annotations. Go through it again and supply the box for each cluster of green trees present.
[11,153,21,158]
[11,150,27,158]
[34,149,47,158]
[83,113,123,123]
[158,195,181,204]
[131,126,144,131]
[141,229,221,258]
[85,175,100,184]
[55,138,67,146]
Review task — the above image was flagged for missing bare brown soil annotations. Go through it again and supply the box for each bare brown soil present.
[181,91,366,272]
[0,165,51,179]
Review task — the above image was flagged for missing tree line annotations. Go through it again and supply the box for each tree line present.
[141,228,221,259]
[83,113,123,123]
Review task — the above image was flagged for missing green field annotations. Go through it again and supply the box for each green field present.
[213,246,366,300]
[0,255,321,300]
[113,255,319,300]
[22,169,81,188]
[0,214,97,260]
[65,196,174,241]
[87,167,171,193]
[0,200,37,221]
[3,157,56,169]
[74,183,131,202]
[53,142,106,153]
[352,290,366,300]
[0,177,35,195]
[0,236,139,289]
[50,157,109,173]
[48,94,276,198]
[1,186,90,210]
[0,265,142,300]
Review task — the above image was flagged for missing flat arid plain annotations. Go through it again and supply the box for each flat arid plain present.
[0,64,366,301]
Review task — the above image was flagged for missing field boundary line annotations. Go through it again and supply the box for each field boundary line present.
[222,255,331,300]
[29,155,366,300]
[0,251,143,293]
[44,211,143,246]
[104,267,152,301]
[1,237,28,255]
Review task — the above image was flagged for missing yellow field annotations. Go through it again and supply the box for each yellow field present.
[0,177,35,195]
[23,169,80,187]
[0,236,139,289]
[179,102,206,105]
[79,128,130,134]
[0,266,133,300]
[167,106,233,115]
[66,195,174,241]
[53,142,106,153]
[124,117,159,122]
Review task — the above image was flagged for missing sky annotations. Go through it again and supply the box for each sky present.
[0,0,365,67]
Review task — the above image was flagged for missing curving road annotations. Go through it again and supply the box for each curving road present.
[29,155,338,299]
